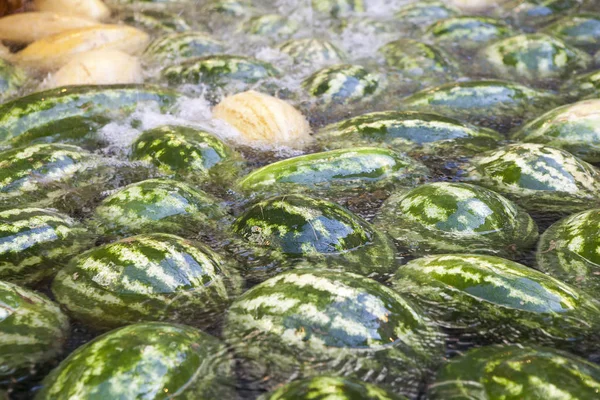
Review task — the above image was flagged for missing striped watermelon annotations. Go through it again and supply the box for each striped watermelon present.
[374,182,538,258]
[391,254,600,350]
[130,125,243,184]
[378,39,456,77]
[245,14,299,39]
[425,16,515,52]
[564,68,600,100]
[278,38,346,65]
[317,110,502,156]
[537,208,600,294]
[143,32,225,65]
[0,208,93,286]
[119,8,191,34]
[202,0,254,17]
[0,280,69,382]
[505,0,584,27]
[400,80,560,132]
[0,58,25,102]
[93,178,227,237]
[513,99,600,163]
[478,34,591,84]
[259,376,407,400]
[52,233,242,330]
[237,147,429,197]
[394,1,460,28]
[428,345,600,399]
[36,322,235,399]
[312,0,364,17]
[231,194,395,281]
[543,13,600,53]
[466,143,600,214]
[302,64,382,105]
[223,269,443,396]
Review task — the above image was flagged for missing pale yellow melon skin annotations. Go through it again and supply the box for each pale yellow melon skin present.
[42,49,143,89]
[34,0,110,21]
[450,0,510,12]
[213,90,313,149]
[14,25,149,71]
[0,12,96,44]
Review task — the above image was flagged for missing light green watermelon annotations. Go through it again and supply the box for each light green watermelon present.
[543,13,600,53]
[278,38,346,65]
[394,1,460,28]
[143,32,225,65]
[302,64,382,105]
[374,182,538,258]
[564,68,600,100]
[36,322,235,399]
[245,14,299,39]
[378,39,456,78]
[503,0,583,27]
[223,269,443,396]
[0,58,26,102]
[425,16,515,52]
[52,233,242,330]
[312,0,364,17]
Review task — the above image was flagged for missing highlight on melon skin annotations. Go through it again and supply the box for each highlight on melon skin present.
[33,0,110,22]
[212,90,313,150]
[0,12,96,44]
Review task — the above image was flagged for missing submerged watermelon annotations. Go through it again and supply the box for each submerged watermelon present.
[143,32,225,65]
[391,254,600,349]
[231,194,395,280]
[223,269,443,396]
[378,39,456,78]
[425,16,515,52]
[245,14,300,39]
[0,208,93,286]
[36,322,235,399]
[312,0,364,17]
[394,1,460,28]
[374,182,538,258]
[302,64,382,105]
[119,8,191,34]
[52,233,242,330]
[466,143,600,214]
[0,59,25,102]
[564,68,600,100]
[259,376,407,400]
[278,38,346,65]
[543,13,600,53]
[0,280,69,382]
[429,345,600,399]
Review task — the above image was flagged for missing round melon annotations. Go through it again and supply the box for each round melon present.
[543,13,600,53]
[564,68,600,100]
[143,32,225,65]
[119,9,191,34]
[466,143,600,214]
[302,64,381,105]
[245,14,299,39]
[36,322,235,399]
[378,39,456,77]
[223,269,443,396]
[394,1,460,28]
[391,254,600,348]
[429,345,600,399]
[278,38,346,65]
[504,0,584,27]
[374,182,538,258]
[312,0,364,17]
[52,233,242,330]
[425,16,515,52]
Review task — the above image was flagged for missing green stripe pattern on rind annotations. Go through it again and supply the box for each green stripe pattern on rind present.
[93,178,227,237]
[391,254,600,349]
[223,269,443,396]
[237,147,429,196]
[36,322,236,400]
[259,376,408,400]
[466,143,600,214]
[52,233,242,330]
[245,14,299,38]
[378,39,456,77]
[143,32,225,65]
[425,16,515,51]
[0,208,93,285]
[0,85,181,144]
[513,99,600,163]
[0,59,26,102]
[374,182,538,258]
[279,38,346,65]
[120,9,191,34]
[400,80,560,131]
[317,110,502,155]
[0,280,69,380]
[201,0,253,17]
[131,125,243,183]
[428,345,600,400]
[564,69,600,100]
[311,0,364,17]
[394,1,460,27]
[537,208,600,295]
[543,13,600,53]
[302,64,381,105]
[231,194,395,280]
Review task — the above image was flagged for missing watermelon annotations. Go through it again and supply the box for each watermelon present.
[52,233,241,330]
[245,14,299,39]
[231,194,395,280]
[0,85,181,147]
[302,64,382,105]
[143,32,225,65]
[223,269,443,396]
[119,8,191,34]
[317,110,502,156]
[0,280,69,382]
[400,80,560,132]
[425,16,515,52]
[161,54,279,88]
[130,125,243,184]
[311,0,364,17]
[237,147,429,197]
[0,208,93,286]
[466,143,600,214]
[0,58,25,102]
[374,182,538,258]
[93,178,227,237]
[202,0,254,17]
[36,322,236,399]
[394,1,460,28]
[379,39,456,77]
[259,376,407,400]
[513,99,600,163]
[543,13,600,53]
[504,0,584,27]
[537,208,600,295]
[477,33,592,85]
[278,38,346,65]
[391,254,600,349]
[428,345,600,399]
[564,68,600,100]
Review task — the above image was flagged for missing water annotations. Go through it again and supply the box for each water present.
[3,0,600,398]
